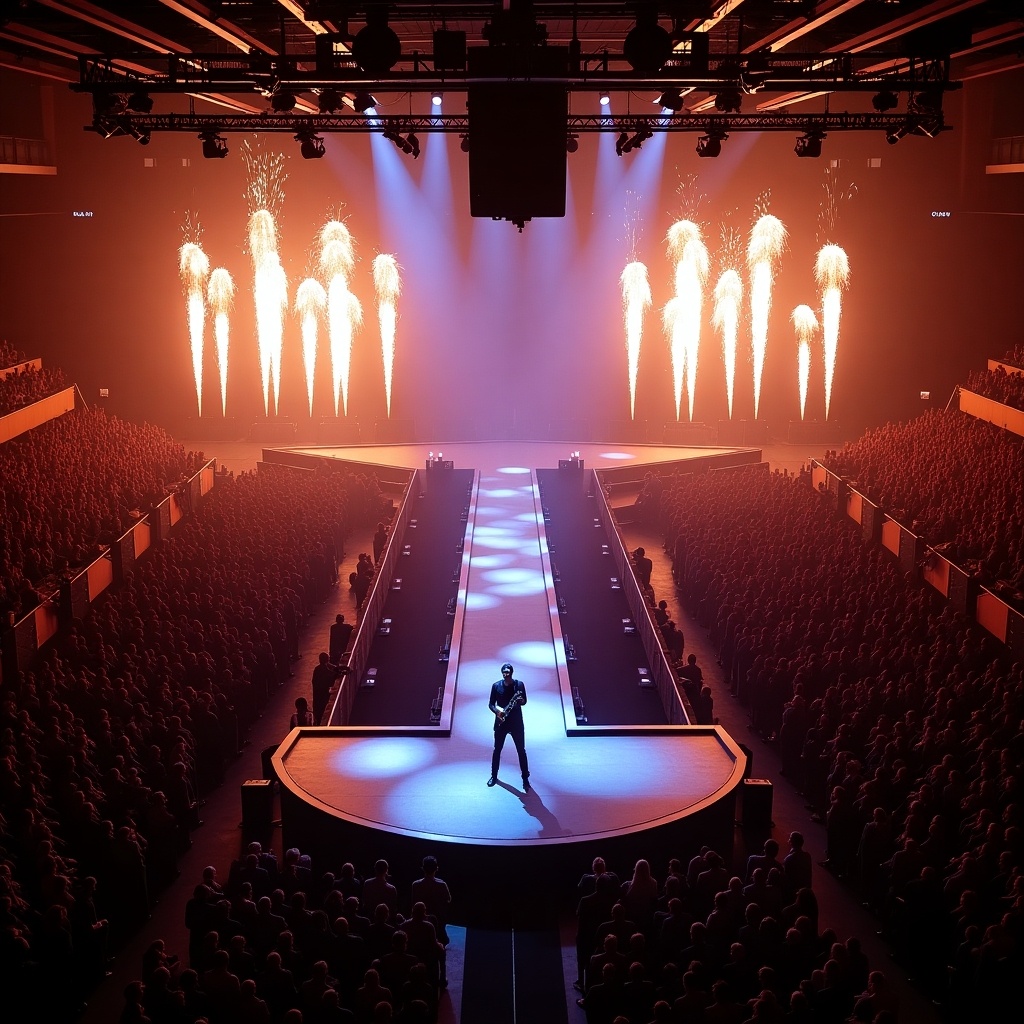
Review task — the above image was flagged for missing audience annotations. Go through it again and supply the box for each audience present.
[0,398,387,1020]
[965,365,1024,413]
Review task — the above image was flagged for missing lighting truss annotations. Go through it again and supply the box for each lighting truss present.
[74,52,957,99]
[94,112,948,136]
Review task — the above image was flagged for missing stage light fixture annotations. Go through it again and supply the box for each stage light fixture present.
[295,131,325,159]
[405,132,420,158]
[657,89,685,112]
[615,131,630,156]
[352,8,402,75]
[271,86,297,112]
[740,54,771,94]
[199,132,228,158]
[599,91,611,106]
[566,133,579,153]
[794,131,824,158]
[126,90,153,113]
[885,124,908,145]
[345,90,378,114]
[714,88,742,113]
[459,133,470,152]
[431,91,443,107]
[93,91,120,117]
[318,88,343,113]
[696,132,725,158]
[623,8,672,74]
[872,90,898,112]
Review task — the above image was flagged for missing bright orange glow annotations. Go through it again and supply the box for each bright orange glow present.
[179,242,209,417]
[791,304,818,421]
[208,267,234,416]
[815,244,850,420]
[747,215,787,419]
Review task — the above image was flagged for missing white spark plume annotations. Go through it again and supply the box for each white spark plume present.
[747,214,787,419]
[373,254,402,417]
[207,268,234,417]
[791,304,818,421]
[666,220,708,421]
[815,244,850,420]
[713,269,743,420]
[179,242,210,417]
[295,278,326,417]
[620,261,652,420]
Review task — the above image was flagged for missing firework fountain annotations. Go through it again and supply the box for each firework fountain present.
[791,304,818,421]
[712,219,744,419]
[620,262,652,420]
[665,220,708,421]
[747,203,787,419]
[207,268,234,416]
[243,143,288,415]
[295,278,326,416]
[816,168,855,420]
[373,254,402,417]
[319,220,361,416]
[178,215,209,417]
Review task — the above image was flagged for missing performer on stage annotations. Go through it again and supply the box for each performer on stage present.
[487,663,530,790]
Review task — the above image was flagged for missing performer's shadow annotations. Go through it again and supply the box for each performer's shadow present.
[495,780,571,838]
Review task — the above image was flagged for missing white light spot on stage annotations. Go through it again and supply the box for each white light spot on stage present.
[482,567,546,596]
[496,466,531,475]
[480,488,520,499]
[598,451,636,461]
[499,642,558,669]
[334,737,437,777]
[466,591,501,611]
[468,554,515,569]
[514,512,545,524]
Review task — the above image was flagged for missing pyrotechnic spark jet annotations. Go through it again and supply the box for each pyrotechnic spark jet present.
[747,214,787,419]
[243,142,288,416]
[295,279,325,417]
[791,304,818,421]
[713,270,743,419]
[179,241,210,417]
[208,268,234,416]
[666,220,708,421]
[620,261,651,420]
[662,298,685,420]
[318,218,361,416]
[373,254,402,417]
[815,244,849,420]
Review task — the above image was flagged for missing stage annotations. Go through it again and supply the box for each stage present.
[270,441,753,916]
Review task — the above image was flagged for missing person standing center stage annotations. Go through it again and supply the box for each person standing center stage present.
[487,662,530,791]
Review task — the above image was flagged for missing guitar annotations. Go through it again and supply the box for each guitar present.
[496,687,524,723]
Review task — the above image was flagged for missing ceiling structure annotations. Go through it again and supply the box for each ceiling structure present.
[0,1,1019,124]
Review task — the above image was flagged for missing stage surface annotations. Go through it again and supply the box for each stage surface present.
[272,441,750,869]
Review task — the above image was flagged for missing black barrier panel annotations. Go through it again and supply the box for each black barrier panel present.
[115,531,136,583]
[68,571,90,622]
[898,527,920,577]
[947,563,972,615]
[1007,608,1024,660]
[860,497,880,544]
[12,613,37,677]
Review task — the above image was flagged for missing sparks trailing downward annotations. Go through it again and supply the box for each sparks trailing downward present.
[791,304,818,421]
[207,268,234,417]
[713,270,743,420]
[372,255,402,418]
[665,221,708,421]
[319,220,360,416]
[178,241,210,417]
[295,279,326,416]
[247,210,288,416]
[620,262,652,420]
[815,244,850,420]
[747,214,787,419]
